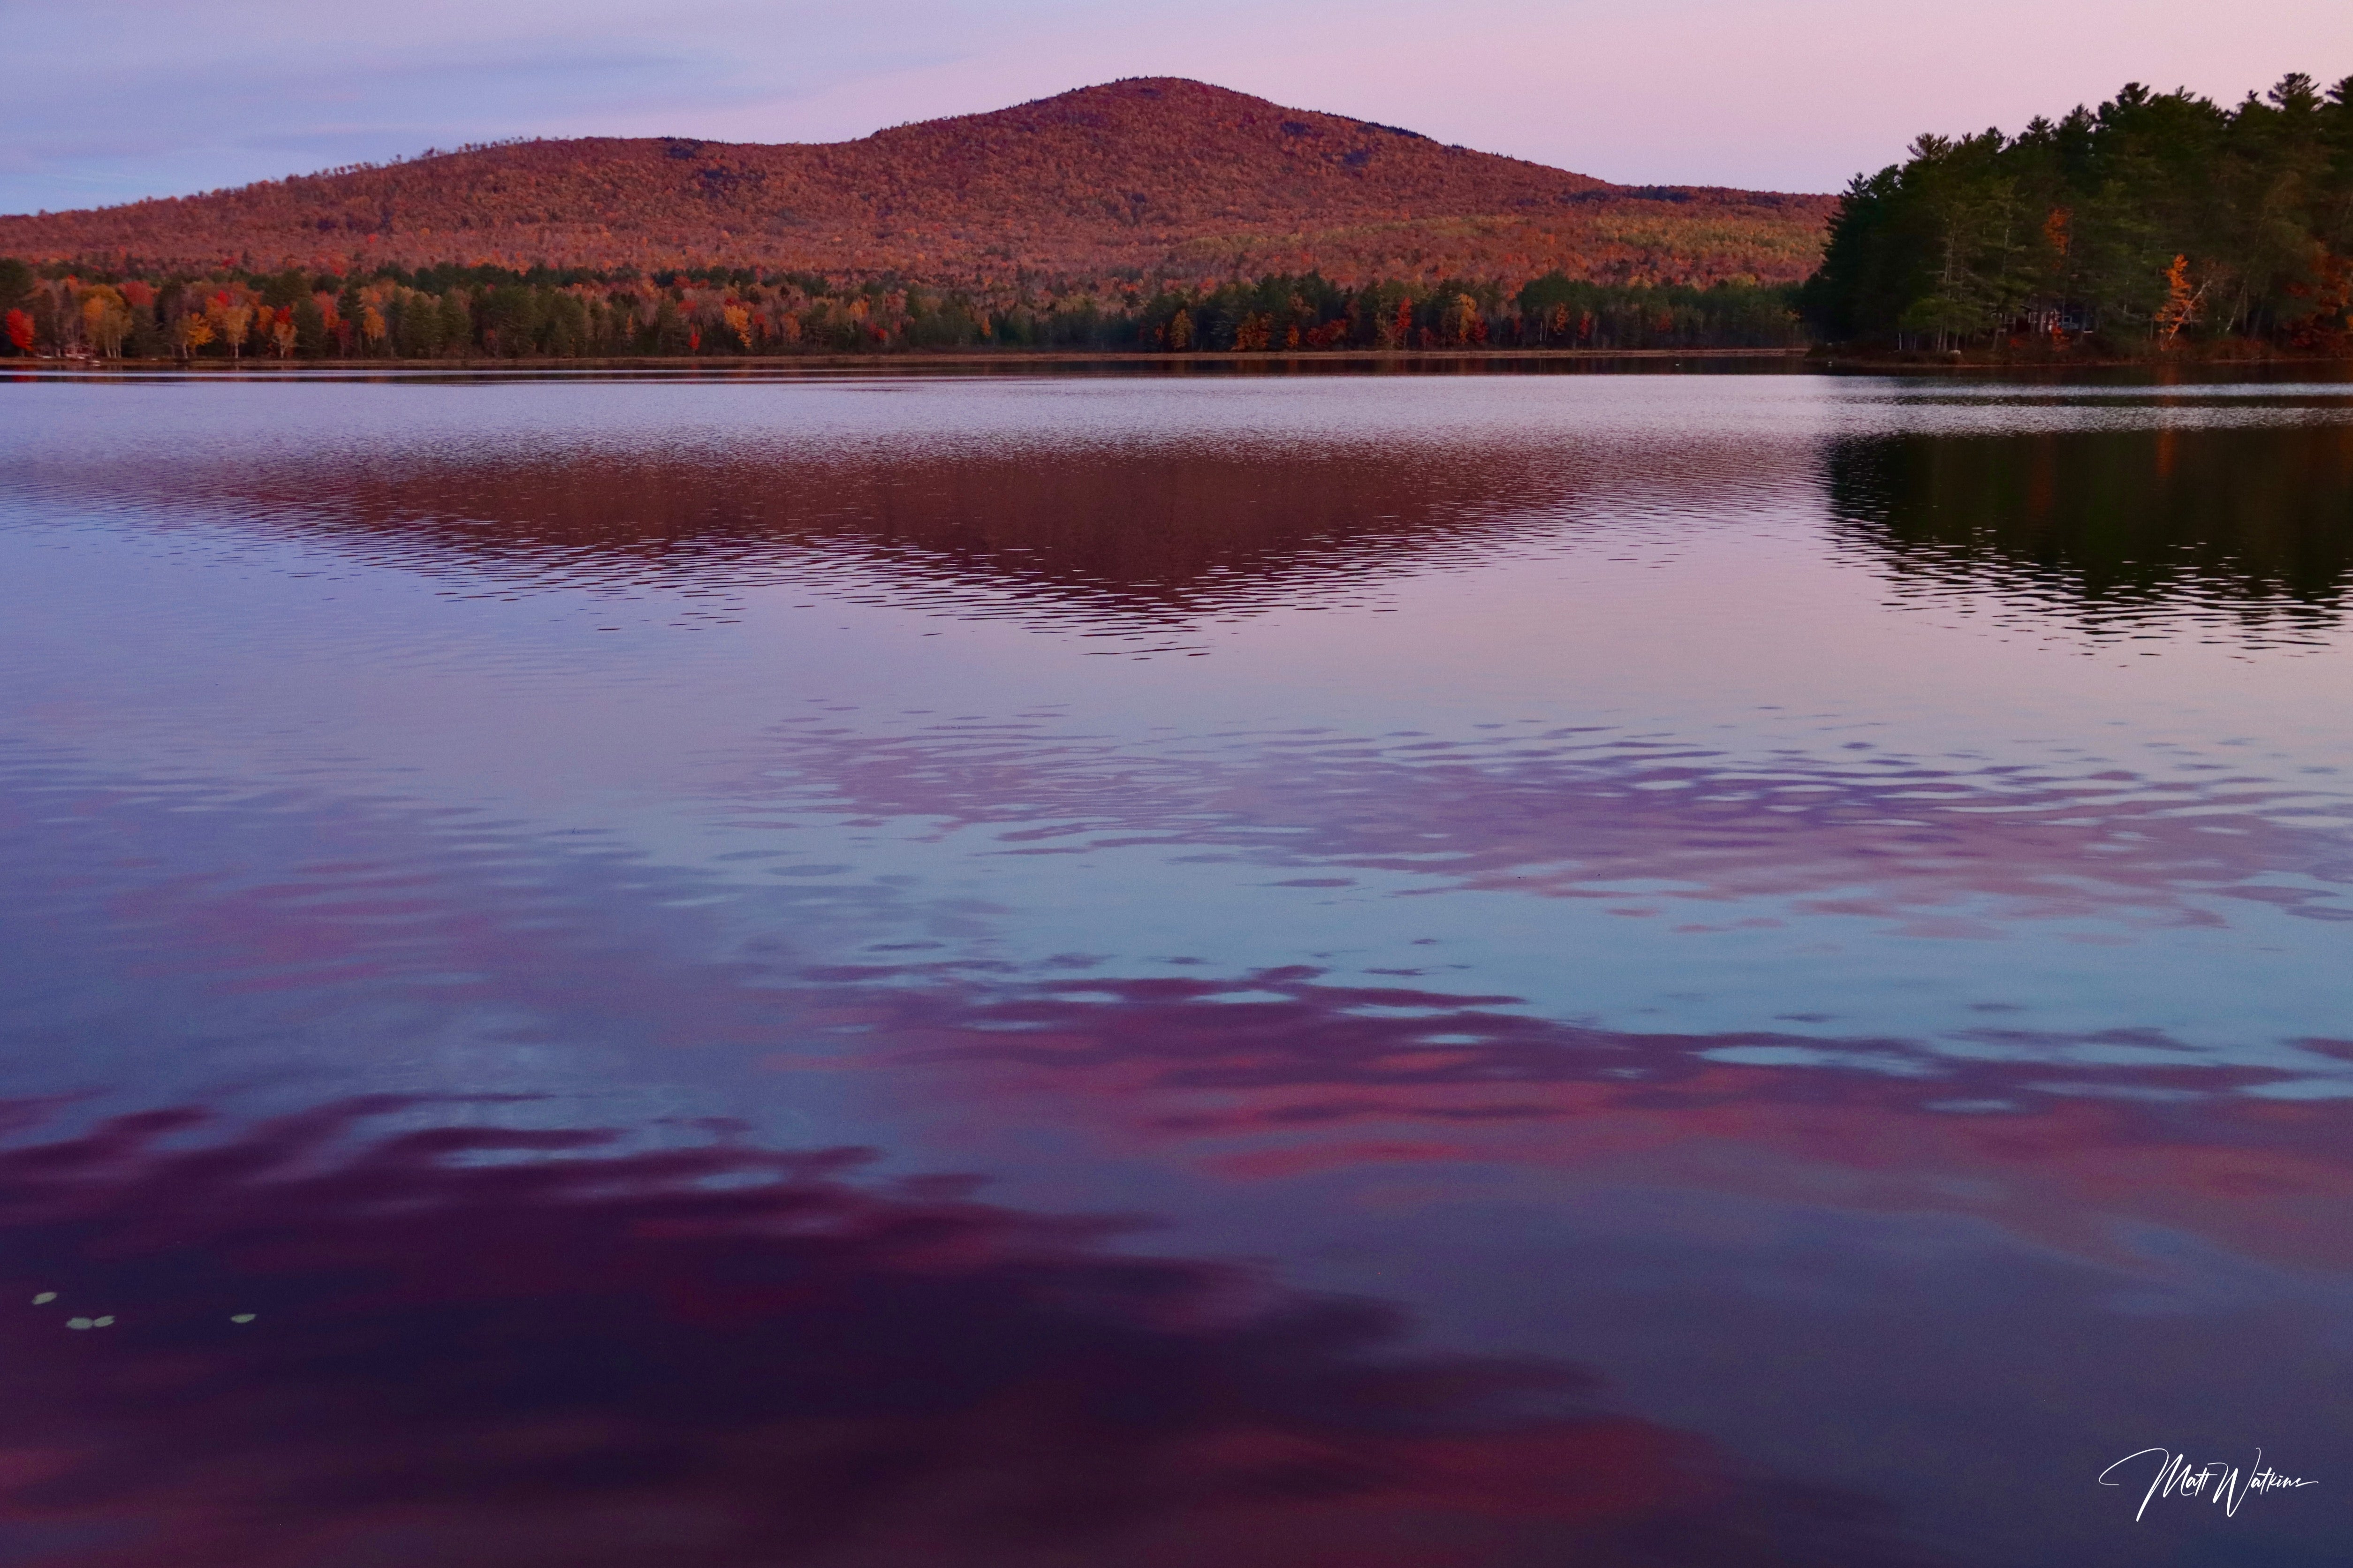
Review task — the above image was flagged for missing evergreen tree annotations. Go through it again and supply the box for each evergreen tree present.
[1802,74,2353,350]
[438,291,473,356]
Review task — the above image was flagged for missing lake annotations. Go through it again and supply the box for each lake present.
[2,366,2348,1567]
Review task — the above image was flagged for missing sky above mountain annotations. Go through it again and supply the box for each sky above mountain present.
[6,0,2347,216]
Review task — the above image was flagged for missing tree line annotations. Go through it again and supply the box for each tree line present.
[1799,73,2353,352]
[0,258,1801,360]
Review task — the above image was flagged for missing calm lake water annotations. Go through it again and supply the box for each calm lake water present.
[2,367,2349,1567]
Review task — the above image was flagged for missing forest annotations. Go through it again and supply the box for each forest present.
[0,258,1802,360]
[1800,73,2353,352]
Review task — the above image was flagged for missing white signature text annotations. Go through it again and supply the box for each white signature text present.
[2099,1447,2315,1521]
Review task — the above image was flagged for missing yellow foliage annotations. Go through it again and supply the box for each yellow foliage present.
[79,285,133,356]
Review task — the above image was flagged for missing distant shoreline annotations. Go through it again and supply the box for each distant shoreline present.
[12,347,2351,378]
[8,346,1813,372]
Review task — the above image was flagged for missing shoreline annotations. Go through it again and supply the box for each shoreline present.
[10,345,2349,376]
[1807,348,2353,371]
[8,346,1810,373]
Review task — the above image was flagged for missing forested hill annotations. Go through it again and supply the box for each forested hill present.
[0,78,1830,289]
[1800,73,2353,352]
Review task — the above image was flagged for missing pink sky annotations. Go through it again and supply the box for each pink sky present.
[4,0,2348,213]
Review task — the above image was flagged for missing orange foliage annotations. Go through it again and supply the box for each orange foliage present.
[2155,254,2206,343]
[2042,207,2070,258]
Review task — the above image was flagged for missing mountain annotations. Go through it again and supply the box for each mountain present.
[0,79,1832,288]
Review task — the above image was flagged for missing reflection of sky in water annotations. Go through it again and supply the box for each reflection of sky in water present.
[7,380,2346,1086]
[2,372,2350,1567]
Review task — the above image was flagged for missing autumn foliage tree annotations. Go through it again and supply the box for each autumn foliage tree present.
[205,291,254,359]
[0,258,31,354]
[79,285,134,356]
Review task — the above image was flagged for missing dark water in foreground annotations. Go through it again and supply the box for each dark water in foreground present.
[1,371,2349,1567]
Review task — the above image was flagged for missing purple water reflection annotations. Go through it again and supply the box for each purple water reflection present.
[0,1098,1954,1568]
[1,373,2348,1566]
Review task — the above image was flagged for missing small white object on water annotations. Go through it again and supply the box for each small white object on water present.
[66,1318,92,1330]
[93,1316,113,1327]
[230,1313,256,1324]
[31,1292,56,1305]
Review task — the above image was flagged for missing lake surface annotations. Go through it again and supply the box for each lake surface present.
[2,367,2349,1567]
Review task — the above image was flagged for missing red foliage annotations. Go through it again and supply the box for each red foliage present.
[0,79,1832,292]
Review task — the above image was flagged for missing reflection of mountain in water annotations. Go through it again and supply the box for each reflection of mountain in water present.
[1827,425,2353,636]
[197,447,1575,628]
[45,437,1802,638]
[45,413,2353,642]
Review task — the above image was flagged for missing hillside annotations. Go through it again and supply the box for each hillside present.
[0,79,1831,289]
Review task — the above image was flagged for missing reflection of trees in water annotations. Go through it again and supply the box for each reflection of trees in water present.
[1826,425,2353,635]
[0,1098,1931,1568]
